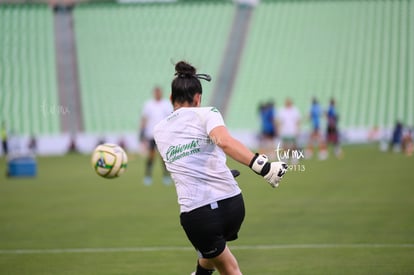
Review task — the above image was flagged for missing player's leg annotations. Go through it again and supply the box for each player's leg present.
[204,194,245,274]
[144,139,156,185]
[333,138,342,158]
[2,140,8,155]
[318,134,328,160]
[326,126,334,157]
[306,127,318,159]
[331,127,342,158]
[198,246,241,275]
[313,127,327,160]
[287,136,299,164]
[184,194,245,275]
[192,258,215,275]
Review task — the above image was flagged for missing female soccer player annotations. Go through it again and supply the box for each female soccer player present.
[154,61,288,275]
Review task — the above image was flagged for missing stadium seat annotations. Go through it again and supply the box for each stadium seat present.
[228,0,414,132]
[0,4,59,136]
[74,2,235,134]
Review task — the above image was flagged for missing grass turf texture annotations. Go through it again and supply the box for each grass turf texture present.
[0,145,413,274]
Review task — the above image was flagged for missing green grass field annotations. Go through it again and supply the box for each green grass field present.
[1,145,413,274]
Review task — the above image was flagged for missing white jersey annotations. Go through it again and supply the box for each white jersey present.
[142,99,173,139]
[277,106,301,137]
[154,107,241,213]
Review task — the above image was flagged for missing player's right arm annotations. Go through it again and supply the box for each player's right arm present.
[209,126,254,166]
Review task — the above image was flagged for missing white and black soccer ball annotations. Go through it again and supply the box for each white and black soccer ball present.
[91,143,128,179]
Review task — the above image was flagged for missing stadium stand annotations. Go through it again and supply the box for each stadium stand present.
[1,0,412,155]
[0,4,59,136]
[229,0,414,135]
[73,1,235,134]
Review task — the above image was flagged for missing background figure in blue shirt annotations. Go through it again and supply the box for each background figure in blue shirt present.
[306,98,327,160]
[258,100,277,158]
[326,98,342,158]
[390,121,403,152]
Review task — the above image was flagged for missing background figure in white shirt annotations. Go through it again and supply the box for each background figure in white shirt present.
[154,61,288,275]
[277,98,301,163]
[140,86,173,185]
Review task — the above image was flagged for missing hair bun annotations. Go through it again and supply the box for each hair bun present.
[175,61,196,77]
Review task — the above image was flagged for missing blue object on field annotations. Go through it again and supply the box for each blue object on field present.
[8,156,37,177]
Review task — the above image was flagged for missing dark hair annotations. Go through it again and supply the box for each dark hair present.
[171,61,203,105]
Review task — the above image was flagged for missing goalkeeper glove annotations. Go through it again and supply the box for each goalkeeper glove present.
[249,153,288,188]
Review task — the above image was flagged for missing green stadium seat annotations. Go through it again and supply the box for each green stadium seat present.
[228,0,414,132]
[74,2,234,134]
[0,4,59,136]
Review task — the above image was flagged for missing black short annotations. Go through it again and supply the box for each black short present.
[180,193,245,259]
[148,139,157,151]
[327,127,339,144]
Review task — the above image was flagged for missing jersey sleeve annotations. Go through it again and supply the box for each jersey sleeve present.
[205,107,225,134]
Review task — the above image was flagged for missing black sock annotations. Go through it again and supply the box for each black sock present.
[145,159,153,176]
[196,261,215,275]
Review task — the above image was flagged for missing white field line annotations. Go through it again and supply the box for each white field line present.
[0,244,413,255]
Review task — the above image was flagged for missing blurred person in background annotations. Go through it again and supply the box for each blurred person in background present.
[28,134,37,155]
[139,86,173,185]
[1,121,8,157]
[277,98,301,163]
[402,127,413,156]
[326,98,342,158]
[306,97,327,160]
[389,120,403,153]
[154,61,288,275]
[258,100,277,158]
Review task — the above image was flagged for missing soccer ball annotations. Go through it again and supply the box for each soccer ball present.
[91,143,128,179]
